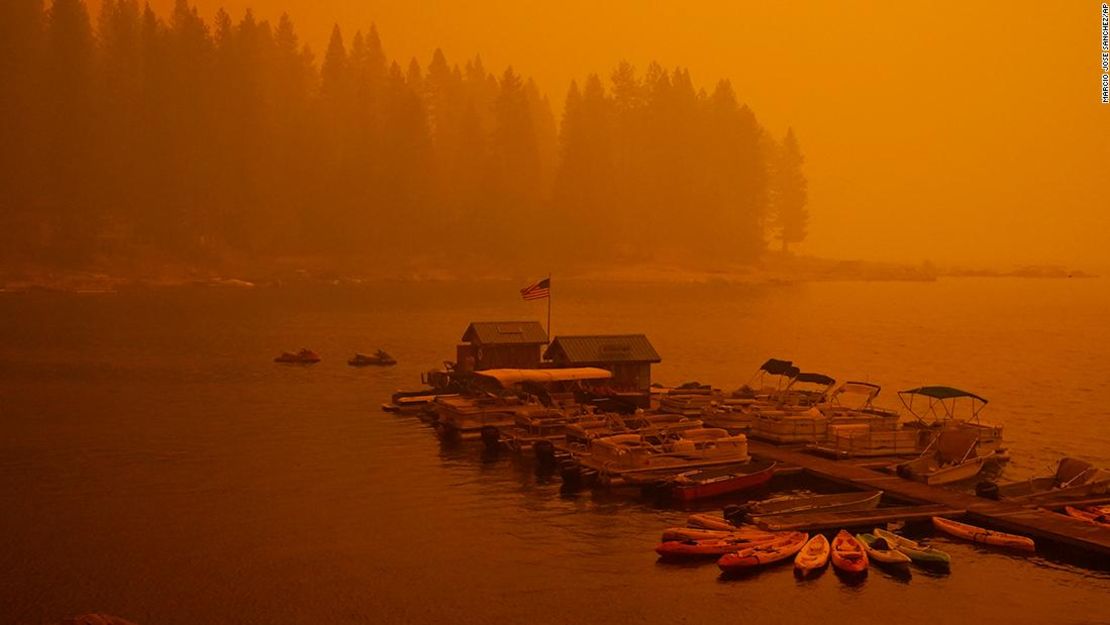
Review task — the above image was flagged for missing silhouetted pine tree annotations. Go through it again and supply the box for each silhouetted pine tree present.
[0,0,803,273]
[772,128,808,253]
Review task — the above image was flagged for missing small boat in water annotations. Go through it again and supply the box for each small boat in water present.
[731,490,882,523]
[348,350,397,366]
[857,533,911,569]
[794,534,830,576]
[976,457,1109,501]
[896,427,998,485]
[873,528,951,566]
[274,348,321,364]
[830,530,868,574]
[670,461,776,502]
[717,532,808,572]
[931,516,1035,552]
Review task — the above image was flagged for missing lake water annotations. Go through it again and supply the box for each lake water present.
[1,278,1108,625]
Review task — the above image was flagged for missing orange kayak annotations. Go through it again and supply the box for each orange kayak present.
[656,533,781,560]
[831,529,868,574]
[931,516,1035,552]
[717,532,808,572]
[794,533,830,575]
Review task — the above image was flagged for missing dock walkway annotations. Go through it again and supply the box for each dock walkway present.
[749,441,1110,556]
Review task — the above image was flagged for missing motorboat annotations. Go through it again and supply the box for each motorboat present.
[348,349,396,366]
[435,367,613,440]
[568,428,750,487]
[895,427,1002,485]
[976,457,1109,501]
[274,348,320,364]
[898,386,1005,451]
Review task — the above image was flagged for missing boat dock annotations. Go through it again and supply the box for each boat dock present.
[754,504,963,532]
[749,441,1110,556]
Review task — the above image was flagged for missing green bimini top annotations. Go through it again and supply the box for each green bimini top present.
[899,386,989,404]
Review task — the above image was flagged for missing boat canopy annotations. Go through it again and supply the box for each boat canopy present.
[899,386,988,404]
[759,359,794,375]
[827,381,882,405]
[474,367,613,387]
[792,372,836,386]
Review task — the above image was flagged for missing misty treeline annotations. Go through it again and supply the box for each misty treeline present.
[0,0,808,273]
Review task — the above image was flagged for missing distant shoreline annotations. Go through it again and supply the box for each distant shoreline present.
[0,256,1096,294]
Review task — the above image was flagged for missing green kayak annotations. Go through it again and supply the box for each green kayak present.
[874,528,952,566]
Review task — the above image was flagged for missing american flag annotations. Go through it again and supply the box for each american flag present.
[520,277,550,301]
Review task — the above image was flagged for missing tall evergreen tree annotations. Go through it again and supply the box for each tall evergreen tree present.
[772,128,808,253]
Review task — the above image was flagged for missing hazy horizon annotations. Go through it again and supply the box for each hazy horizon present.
[75,0,1110,271]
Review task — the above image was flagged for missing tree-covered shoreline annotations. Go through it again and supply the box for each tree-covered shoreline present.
[0,0,808,272]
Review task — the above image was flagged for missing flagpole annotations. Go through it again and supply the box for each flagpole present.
[546,273,552,342]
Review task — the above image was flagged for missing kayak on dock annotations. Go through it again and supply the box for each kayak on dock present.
[830,530,868,574]
[717,532,808,572]
[274,348,320,364]
[931,516,1035,552]
[794,533,830,576]
[873,528,951,566]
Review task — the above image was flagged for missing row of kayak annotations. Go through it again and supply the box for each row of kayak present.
[657,514,1041,575]
[657,526,950,574]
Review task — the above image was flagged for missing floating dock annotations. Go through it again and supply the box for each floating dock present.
[754,504,963,532]
[749,441,1110,556]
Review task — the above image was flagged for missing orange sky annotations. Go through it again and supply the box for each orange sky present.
[91,0,1110,269]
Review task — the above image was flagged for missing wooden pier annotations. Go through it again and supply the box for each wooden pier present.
[749,441,1110,556]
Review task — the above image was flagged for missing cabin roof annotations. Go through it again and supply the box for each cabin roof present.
[544,334,661,364]
[474,367,613,387]
[462,321,548,345]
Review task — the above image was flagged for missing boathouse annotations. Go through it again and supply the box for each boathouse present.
[456,321,549,372]
[543,335,661,391]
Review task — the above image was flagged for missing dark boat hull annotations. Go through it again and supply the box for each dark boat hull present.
[672,461,776,502]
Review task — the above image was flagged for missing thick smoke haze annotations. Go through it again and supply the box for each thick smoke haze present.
[29,1,1110,269]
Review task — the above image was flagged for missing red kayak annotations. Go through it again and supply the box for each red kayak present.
[717,532,808,572]
[656,534,781,560]
[671,461,777,502]
[830,530,869,574]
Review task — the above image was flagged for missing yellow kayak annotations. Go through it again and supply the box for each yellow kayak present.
[794,533,830,575]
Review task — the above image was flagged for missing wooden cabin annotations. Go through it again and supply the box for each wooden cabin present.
[543,335,661,391]
[455,321,549,372]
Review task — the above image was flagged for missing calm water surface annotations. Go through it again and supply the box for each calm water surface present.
[1,278,1108,625]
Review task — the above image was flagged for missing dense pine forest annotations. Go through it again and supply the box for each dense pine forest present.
[0,0,807,277]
